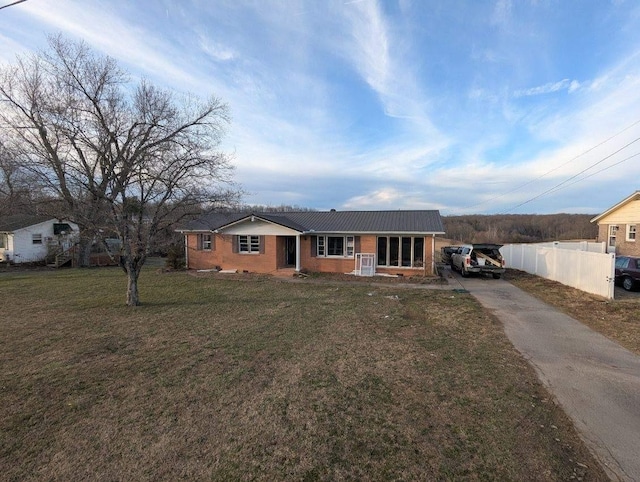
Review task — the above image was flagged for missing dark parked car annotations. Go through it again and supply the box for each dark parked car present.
[614,256,640,291]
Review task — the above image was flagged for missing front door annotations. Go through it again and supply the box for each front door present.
[285,236,296,266]
[608,225,618,253]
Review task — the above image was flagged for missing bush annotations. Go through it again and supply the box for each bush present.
[165,243,185,270]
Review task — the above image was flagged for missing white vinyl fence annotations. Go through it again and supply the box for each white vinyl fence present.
[501,242,616,299]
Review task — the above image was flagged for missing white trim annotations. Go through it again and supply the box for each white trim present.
[627,224,637,242]
[591,191,640,223]
[315,234,354,258]
[295,235,301,272]
[238,234,261,254]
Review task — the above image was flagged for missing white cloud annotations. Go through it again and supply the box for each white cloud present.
[514,78,580,97]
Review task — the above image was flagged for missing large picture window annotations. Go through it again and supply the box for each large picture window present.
[377,236,425,268]
[315,235,355,258]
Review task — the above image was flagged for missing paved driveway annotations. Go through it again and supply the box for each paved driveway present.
[615,284,640,299]
[450,270,640,482]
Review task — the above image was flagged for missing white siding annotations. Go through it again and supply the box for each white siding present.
[4,219,79,264]
[221,218,300,236]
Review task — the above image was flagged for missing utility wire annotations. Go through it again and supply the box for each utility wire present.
[0,0,26,10]
[462,117,640,212]
[543,150,640,195]
[499,135,640,213]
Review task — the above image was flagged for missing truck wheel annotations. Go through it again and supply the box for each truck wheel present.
[460,266,469,277]
[623,277,634,291]
[492,273,501,279]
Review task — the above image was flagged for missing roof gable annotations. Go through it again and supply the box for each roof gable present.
[591,191,640,223]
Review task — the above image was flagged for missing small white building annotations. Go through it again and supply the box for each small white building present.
[0,215,79,264]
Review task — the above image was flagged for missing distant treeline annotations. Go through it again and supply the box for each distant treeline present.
[443,214,598,244]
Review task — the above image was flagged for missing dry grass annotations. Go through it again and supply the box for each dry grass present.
[0,267,608,480]
[505,269,640,356]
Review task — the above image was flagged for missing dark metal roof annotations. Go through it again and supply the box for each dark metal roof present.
[181,210,445,234]
[0,215,54,232]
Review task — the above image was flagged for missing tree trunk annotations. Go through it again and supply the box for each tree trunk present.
[126,266,141,306]
[77,236,93,267]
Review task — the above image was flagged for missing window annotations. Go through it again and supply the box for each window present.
[0,234,6,249]
[377,237,387,265]
[197,233,212,250]
[609,225,618,247]
[239,235,260,253]
[346,236,354,257]
[627,224,637,242]
[376,236,426,268]
[615,257,629,269]
[327,236,344,256]
[315,235,355,258]
[317,236,325,256]
[32,233,43,245]
[401,237,412,267]
[413,237,424,267]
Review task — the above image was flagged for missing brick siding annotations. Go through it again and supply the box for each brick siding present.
[186,233,436,275]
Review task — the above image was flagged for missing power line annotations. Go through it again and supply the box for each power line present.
[499,135,640,213]
[543,150,640,195]
[0,0,26,10]
[462,117,640,212]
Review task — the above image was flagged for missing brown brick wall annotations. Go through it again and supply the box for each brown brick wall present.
[595,223,640,256]
[186,233,279,272]
[186,233,437,276]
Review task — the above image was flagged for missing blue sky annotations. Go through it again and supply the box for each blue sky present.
[1,0,640,215]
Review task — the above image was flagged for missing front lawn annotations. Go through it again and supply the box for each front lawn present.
[0,267,607,480]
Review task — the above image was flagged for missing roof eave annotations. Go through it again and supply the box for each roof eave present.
[591,190,640,223]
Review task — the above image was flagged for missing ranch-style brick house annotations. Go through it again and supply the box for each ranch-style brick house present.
[178,210,445,276]
[591,191,640,256]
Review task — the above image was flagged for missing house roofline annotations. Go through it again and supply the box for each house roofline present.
[177,229,447,236]
[215,214,305,233]
[590,190,640,223]
[302,231,446,235]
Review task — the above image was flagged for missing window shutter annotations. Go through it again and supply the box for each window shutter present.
[311,236,317,257]
[211,234,215,251]
[196,234,203,250]
[259,236,265,254]
[355,236,361,253]
[232,235,239,253]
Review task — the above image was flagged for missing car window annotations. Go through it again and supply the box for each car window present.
[462,247,470,254]
[615,257,629,269]
[634,259,640,270]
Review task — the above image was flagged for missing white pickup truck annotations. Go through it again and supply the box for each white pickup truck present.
[451,244,506,279]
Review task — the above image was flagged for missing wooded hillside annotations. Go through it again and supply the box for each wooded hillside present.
[443,214,598,244]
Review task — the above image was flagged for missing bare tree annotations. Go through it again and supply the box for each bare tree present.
[0,138,36,216]
[0,35,237,305]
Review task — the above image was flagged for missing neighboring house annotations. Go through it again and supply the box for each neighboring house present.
[178,210,445,276]
[0,215,79,264]
[591,191,640,255]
